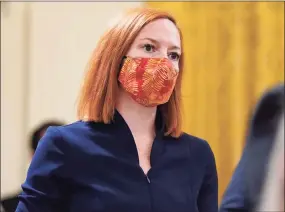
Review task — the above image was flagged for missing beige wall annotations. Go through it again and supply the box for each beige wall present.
[1,1,142,197]
[1,2,30,198]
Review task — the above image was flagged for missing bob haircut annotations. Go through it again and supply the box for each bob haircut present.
[77,7,184,138]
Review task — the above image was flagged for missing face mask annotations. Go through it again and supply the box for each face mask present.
[118,56,178,107]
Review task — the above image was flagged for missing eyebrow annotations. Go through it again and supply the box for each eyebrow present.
[139,37,181,51]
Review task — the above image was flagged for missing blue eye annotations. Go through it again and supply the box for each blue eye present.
[143,44,155,53]
[168,52,180,61]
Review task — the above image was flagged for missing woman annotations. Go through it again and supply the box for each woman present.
[16,7,218,212]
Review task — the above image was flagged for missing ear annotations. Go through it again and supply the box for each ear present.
[119,56,128,70]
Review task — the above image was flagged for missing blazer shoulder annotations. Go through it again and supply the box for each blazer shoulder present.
[55,120,89,131]
[180,132,210,149]
[52,121,99,138]
[179,132,215,163]
[49,121,112,151]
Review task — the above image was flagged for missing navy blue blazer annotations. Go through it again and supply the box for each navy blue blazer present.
[16,111,218,212]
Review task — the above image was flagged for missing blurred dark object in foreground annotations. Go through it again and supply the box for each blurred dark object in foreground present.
[256,114,284,211]
[220,83,284,212]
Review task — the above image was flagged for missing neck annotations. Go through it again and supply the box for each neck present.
[116,89,157,137]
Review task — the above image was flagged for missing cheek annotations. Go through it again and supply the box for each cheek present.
[126,46,148,58]
[172,61,179,71]
[126,47,139,57]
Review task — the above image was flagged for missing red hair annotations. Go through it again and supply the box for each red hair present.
[77,7,184,137]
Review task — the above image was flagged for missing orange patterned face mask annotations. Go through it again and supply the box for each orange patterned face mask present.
[118,57,179,107]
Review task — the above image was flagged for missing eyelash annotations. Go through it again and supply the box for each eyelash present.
[142,43,180,61]
[143,44,156,53]
[168,52,180,61]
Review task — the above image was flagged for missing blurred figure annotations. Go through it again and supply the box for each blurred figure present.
[220,83,284,212]
[1,120,65,212]
[0,204,5,212]
[256,115,284,211]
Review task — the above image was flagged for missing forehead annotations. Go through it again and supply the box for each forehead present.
[136,18,181,48]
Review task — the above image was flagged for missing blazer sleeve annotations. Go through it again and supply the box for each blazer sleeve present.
[16,127,69,212]
[197,142,218,212]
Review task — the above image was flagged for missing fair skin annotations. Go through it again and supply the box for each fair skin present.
[116,18,181,175]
